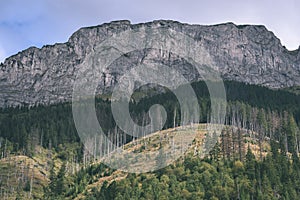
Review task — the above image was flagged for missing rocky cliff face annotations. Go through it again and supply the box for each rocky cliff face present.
[0,20,299,107]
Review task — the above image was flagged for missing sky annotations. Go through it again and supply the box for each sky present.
[0,0,299,62]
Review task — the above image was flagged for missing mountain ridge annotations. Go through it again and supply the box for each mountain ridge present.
[0,20,300,107]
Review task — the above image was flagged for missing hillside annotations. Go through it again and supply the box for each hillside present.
[0,143,81,199]
[66,123,298,200]
[0,123,269,199]
[0,79,299,199]
[72,123,271,199]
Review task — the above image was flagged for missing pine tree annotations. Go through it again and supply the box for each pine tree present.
[55,162,66,196]
[245,146,256,180]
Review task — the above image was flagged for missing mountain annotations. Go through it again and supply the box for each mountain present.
[0,20,300,108]
[1,19,300,199]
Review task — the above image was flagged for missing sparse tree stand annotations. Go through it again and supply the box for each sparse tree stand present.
[156,143,167,169]
[28,167,34,199]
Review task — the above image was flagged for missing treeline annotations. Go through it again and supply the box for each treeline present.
[192,81,300,117]
[0,80,299,158]
[0,104,80,155]
[224,102,300,158]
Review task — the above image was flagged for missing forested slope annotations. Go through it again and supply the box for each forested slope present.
[0,80,299,199]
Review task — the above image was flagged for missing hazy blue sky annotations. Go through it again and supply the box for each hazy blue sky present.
[0,0,299,62]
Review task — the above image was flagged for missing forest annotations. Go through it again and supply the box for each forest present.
[0,80,300,199]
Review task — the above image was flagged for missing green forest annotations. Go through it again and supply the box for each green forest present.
[0,80,300,199]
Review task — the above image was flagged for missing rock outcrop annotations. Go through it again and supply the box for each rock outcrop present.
[0,20,299,107]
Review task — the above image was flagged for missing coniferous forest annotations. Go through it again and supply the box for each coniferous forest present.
[0,80,300,199]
